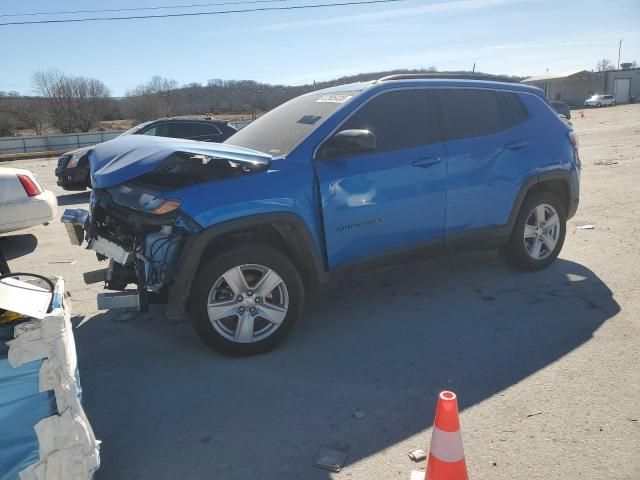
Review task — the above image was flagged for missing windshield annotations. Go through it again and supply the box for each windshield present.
[224,92,355,156]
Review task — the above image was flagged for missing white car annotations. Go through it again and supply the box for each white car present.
[584,94,616,107]
[0,167,57,234]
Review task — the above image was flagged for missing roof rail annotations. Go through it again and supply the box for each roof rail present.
[376,73,521,83]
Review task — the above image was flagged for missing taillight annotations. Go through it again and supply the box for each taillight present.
[17,174,43,197]
[568,130,579,150]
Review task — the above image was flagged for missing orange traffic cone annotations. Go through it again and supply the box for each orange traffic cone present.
[411,391,468,480]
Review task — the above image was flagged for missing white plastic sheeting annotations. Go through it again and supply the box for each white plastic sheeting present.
[5,277,99,480]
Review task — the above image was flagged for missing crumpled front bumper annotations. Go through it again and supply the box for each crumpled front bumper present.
[61,205,187,312]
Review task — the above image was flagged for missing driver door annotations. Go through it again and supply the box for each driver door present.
[313,89,448,268]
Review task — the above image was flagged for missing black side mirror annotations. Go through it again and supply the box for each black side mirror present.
[317,129,376,160]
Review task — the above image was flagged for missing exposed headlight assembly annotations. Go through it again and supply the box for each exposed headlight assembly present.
[140,197,182,215]
[111,185,182,215]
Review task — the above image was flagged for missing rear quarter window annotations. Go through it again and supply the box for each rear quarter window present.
[499,92,528,126]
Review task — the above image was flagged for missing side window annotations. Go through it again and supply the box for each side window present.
[190,123,222,137]
[438,89,506,141]
[499,92,528,127]
[149,122,169,137]
[166,122,193,138]
[339,89,439,153]
[167,122,222,139]
[140,126,157,136]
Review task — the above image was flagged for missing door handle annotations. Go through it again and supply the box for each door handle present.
[412,157,441,168]
[505,140,528,151]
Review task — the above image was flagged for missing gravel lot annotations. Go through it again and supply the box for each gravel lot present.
[2,104,639,480]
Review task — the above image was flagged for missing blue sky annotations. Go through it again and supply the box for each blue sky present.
[1,0,639,96]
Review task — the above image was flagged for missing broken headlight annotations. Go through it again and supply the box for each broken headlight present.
[140,197,181,215]
[110,185,181,215]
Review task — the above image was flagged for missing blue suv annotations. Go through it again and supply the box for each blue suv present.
[63,74,580,356]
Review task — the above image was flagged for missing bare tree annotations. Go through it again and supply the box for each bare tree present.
[0,93,48,136]
[595,59,615,72]
[32,70,111,133]
[16,99,47,135]
[124,76,179,122]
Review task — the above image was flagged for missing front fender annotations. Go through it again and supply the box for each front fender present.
[166,212,326,319]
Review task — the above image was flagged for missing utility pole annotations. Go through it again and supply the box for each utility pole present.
[618,39,623,69]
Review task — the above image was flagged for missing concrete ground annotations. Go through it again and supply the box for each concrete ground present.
[2,104,639,480]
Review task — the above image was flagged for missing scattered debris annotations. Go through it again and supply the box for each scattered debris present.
[594,160,618,166]
[492,462,498,467]
[200,435,212,444]
[407,448,427,462]
[83,268,107,285]
[46,260,76,265]
[526,410,544,418]
[353,409,366,419]
[314,447,348,472]
[482,295,496,302]
[576,225,595,230]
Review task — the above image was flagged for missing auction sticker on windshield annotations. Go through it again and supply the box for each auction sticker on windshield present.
[315,94,353,103]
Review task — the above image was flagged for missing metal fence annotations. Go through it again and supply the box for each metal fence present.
[0,120,252,156]
[0,131,123,155]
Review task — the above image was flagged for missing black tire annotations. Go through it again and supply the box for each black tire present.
[596,102,601,107]
[189,244,304,356]
[499,191,566,271]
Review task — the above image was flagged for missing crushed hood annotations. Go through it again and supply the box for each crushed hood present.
[89,135,272,188]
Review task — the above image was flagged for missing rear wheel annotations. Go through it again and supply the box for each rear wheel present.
[500,191,566,270]
[190,244,304,356]
[596,102,602,107]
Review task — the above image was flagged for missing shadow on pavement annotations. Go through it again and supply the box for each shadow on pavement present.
[0,234,38,263]
[74,252,619,480]
[57,191,90,206]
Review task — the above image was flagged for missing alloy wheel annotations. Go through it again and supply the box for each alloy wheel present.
[206,264,289,343]
[523,203,560,260]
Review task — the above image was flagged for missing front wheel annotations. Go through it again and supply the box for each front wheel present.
[500,191,566,271]
[190,244,304,356]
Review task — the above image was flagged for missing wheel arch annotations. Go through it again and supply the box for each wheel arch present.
[508,170,573,233]
[167,212,326,319]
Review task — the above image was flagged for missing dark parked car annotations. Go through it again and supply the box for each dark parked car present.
[55,118,238,190]
[550,101,571,119]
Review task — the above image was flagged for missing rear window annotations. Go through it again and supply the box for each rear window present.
[438,89,528,141]
[224,92,354,156]
[438,89,505,140]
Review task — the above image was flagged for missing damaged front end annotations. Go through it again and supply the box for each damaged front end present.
[62,184,200,311]
[61,135,271,313]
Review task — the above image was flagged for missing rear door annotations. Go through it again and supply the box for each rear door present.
[437,88,529,239]
[314,88,448,268]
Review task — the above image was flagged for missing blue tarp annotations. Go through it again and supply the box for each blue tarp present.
[0,322,57,480]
